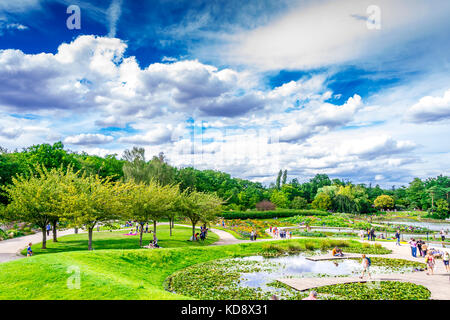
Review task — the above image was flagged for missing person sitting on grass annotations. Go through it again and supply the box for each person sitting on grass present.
[331,247,344,257]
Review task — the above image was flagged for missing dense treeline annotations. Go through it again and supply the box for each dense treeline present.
[0,142,449,219]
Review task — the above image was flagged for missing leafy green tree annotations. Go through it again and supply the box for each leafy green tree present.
[282,170,287,185]
[2,166,77,248]
[276,170,282,189]
[178,190,223,239]
[148,152,176,186]
[374,195,395,210]
[270,190,289,208]
[68,174,129,250]
[124,181,180,246]
[311,192,332,211]
[122,147,151,184]
[433,199,449,220]
[290,196,308,209]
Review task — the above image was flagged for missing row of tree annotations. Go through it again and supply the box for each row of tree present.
[0,142,449,218]
[0,166,223,249]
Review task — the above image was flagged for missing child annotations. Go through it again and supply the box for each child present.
[27,243,33,257]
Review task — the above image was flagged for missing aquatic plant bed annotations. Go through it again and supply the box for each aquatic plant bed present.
[314,281,430,300]
[165,254,422,300]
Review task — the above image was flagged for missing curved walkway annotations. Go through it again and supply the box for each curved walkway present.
[0,223,252,263]
[273,232,450,300]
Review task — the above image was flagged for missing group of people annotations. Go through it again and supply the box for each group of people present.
[143,235,160,249]
[192,225,209,241]
[269,227,292,239]
[359,228,376,241]
[408,238,450,274]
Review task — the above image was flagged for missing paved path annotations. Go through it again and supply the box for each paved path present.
[275,236,450,300]
[0,229,76,263]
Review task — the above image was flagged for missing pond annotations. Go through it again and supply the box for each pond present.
[166,253,426,300]
[377,220,450,232]
[235,254,421,290]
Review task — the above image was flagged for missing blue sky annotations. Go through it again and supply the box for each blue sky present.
[0,0,449,187]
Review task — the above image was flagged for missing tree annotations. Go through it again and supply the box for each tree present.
[2,166,77,248]
[290,196,308,209]
[270,190,289,208]
[282,170,287,186]
[179,190,223,240]
[124,181,179,246]
[374,195,395,210]
[276,170,282,189]
[148,153,176,186]
[433,199,449,220]
[311,193,332,211]
[122,147,151,184]
[69,174,129,250]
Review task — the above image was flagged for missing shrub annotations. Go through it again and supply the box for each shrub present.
[255,200,276,211]
[221,209,329,220]
[304,241,316,250]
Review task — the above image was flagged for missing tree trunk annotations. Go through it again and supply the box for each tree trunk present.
[74,227,78,234]
[88,227,94,250]
[153,220,157,235]
[41,227,47,249]
[139,223,144,247]
[52,221,58,242]
[169,218,173,236]
[192,222,196,240]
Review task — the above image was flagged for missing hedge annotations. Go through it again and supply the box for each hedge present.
[220,209,330,219]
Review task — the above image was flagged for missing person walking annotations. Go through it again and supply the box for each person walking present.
[254,230,257,241]
[440,229,446,242]
[417,239,424,256]
[425,251,435,275]
[395,229,401,246]
[359,254,372,279]
[250,230,254,241]
[408,238,417,257]
[46,224,51,236]
[370,228,375,241]
[145,223,148,233]
[367,228,370,241]
[443,251,450,273]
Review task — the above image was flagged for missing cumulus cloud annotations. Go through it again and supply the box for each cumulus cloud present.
[0,126,22,139]
[64,133,114,145]
[406,89,450,123]
[208,0,450,71]
[117,124,183,145]
[345,136,416,160]
[278,94,362,143]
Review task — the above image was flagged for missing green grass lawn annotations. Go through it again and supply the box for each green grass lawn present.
[22,225,219,256]
[0,238,381,300]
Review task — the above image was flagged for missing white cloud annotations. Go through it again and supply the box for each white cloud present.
[209,0,450,71]
[64,133,114,145]
[406,89,450,123]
